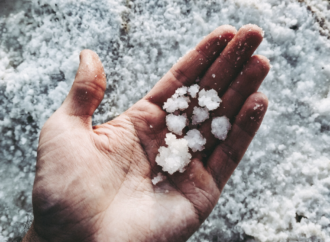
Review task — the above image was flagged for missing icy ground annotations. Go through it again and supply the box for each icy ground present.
[1,0,330,241]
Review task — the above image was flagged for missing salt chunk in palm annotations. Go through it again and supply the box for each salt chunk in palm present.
[175,86,188,96]
[192,107,209,125]
[188,84,200,98]
[151,172,166,185]
[211,116,231,140]
[198,89,221,110]
[184,129,206,152]
[166,114,187,135]
[163,96,190,113]
[156,133,192,175]
[163,86,190,113]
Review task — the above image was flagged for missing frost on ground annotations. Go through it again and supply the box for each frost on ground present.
[1,0,330,241]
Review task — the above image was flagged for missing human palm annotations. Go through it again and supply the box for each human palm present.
[25,25,270,242]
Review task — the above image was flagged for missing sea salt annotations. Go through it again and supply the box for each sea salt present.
[156,133,192,175]
[151,172,166,185]
[211,116,231,140]
[163,96,190,113]
[198,89,222,110]
[163,86,190,113]
[166,114,187,135]
[184,129,207,152]
[191,106,209,125]
[175,86,188,96]
[188,84,200,98]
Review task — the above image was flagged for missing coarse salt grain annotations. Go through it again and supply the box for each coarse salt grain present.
[192,106,209,125]
[211,116,231,140]
[184,129,206,152]
[156,133,192,175]
[188,84,200,98]
[198,89,222,110]
[166,114,187,135]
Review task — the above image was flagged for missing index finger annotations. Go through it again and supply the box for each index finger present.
[144,25,237,107]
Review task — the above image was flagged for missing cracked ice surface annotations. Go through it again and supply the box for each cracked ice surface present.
[1,0,330,241]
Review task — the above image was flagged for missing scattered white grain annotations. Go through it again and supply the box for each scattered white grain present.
[211,116,231,140]
[151,172,166,185]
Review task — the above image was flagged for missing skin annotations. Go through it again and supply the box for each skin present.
[23,24,270,242]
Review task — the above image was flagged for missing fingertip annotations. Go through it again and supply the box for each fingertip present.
[247,55,271,77]
[237,24,264,46]
[213,25,237,39]
[196,25,238,57]
[253,54,270,70]
[246,92,269,113]
[240,24,264,37]
[236,92,268,136]
[63,50,107,118]
[80,49,98,59]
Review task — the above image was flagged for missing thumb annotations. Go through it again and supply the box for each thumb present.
[61,49,106,119]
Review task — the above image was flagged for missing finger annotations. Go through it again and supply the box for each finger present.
[185,24,264,118]
[200,24,264,93]
[61,50,106,118]
[198,55,270,151]
[207,92,268,190]
[144,25,237,107]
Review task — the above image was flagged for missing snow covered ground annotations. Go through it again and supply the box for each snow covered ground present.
[1,0,330,241]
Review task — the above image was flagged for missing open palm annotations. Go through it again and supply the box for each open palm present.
[24,25,270,242]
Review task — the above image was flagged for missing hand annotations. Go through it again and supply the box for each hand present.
[23,24,269,242]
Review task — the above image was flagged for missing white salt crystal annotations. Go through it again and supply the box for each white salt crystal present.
[151,172,166,185]
[163,96,190,113]
[192,106,209,125]
[184,129,207,152]
[156,133,192,175]
[166,114,187,135]
[188,84,200,98]
[211,116,231,140]
[198,89,222,110]
[212,74,216,78]
[175,86,188,96]
[163,86,191,113]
